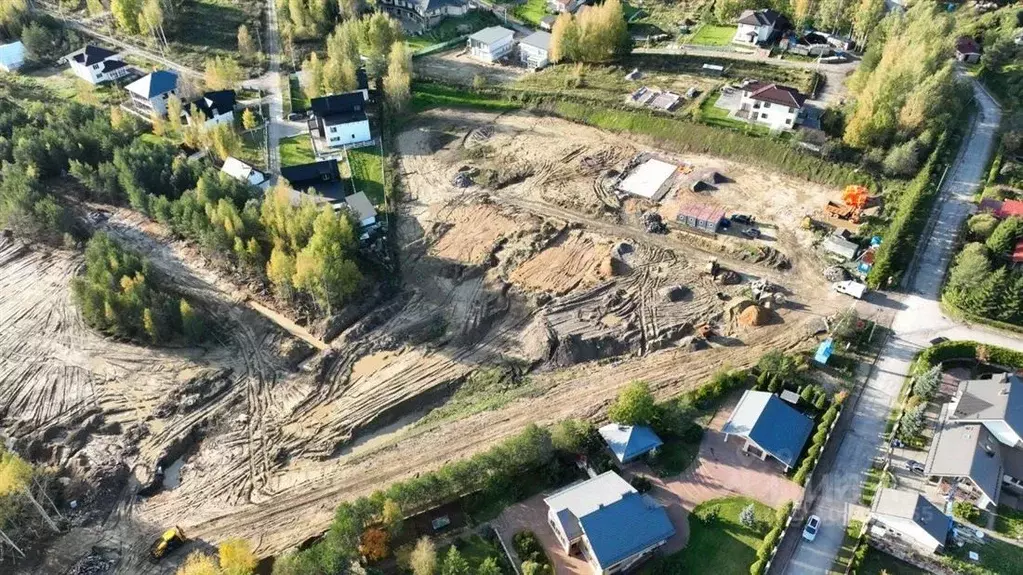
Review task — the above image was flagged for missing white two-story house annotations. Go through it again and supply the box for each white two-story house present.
[738,81,806,131]
[125,70,179,118]
[467,26,515,63]
[733,9,783,45]
[309,91,371,148]
[66,45,131,85]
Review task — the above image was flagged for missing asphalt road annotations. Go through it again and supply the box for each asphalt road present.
[783,77,1015,574]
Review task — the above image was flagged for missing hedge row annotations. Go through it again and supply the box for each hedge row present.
[750,501,794,575]
[793,401,841,486]
[409,82,868,189]
[915,340,1023,373]
[865,137,948,288]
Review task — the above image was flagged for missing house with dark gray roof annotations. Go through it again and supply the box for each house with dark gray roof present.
[309,91,371,148]
[925,373,1023,509]
[544,471,675,574]
[598,424,663,464]
[125,70,179,118]
[722,390,814,471]
[186,90,236,127]
[66,45,131,84]
[738,81,807,132]
[870,488,952,553]
[280,159,346,201]
[376,0,468,27]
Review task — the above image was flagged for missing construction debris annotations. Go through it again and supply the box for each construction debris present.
[452,171,473,188]
[823,266,848,281]
[642,211,667,234]
[716,270,742,285]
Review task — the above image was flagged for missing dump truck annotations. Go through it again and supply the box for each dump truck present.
[149,526,187,562]
[833,280,867,299]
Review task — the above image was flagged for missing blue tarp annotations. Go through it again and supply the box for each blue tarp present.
[815,338,834,365]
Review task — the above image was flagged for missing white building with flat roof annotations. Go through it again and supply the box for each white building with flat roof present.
[467,26,515,63]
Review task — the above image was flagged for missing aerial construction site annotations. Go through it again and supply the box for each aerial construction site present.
[3,107,855,573]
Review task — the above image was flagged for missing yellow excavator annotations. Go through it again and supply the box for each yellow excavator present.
[149,526,187,562]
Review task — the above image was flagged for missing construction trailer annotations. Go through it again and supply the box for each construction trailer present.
[677,203,726,233]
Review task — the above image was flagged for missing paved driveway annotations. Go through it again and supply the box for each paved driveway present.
[492,494,591,575]
[494,394,803,572]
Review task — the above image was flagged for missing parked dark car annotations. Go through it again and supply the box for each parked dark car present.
[731,214,755,225]
[741,227,762,239]
[929,337,948,345]
[287,112,304,121]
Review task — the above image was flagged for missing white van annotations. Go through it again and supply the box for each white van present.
[833,280,867,299]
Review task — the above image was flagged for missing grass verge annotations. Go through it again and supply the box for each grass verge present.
[512,0,549,26]
[830,520,862,574]
[290,75,310,113]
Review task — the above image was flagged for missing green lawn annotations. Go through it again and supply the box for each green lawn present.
[859,547,930,575]
[642,496,773,574]
[346,146,385,205]
[995,505,1023,540]
[279,135,316,166]
[406,11,502,52]
[237,128,267,170]
[290,75,311,112]
[698,91,768,135]
[512,0,549,26]
[943,537,1023,575]
[688,24,736,46]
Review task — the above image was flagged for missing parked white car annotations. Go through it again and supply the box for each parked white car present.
[833,280,867,299]
[802,515,821,542]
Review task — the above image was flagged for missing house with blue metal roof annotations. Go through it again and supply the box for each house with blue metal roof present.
[721,390,814,471]
[544,471,675,574]
[125,70,179,118]
[598,424,663,464]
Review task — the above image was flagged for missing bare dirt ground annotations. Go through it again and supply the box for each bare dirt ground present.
[414,49,527,85]
[4,108,851,573]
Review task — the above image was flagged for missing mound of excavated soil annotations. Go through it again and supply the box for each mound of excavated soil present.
[738,305,769,327]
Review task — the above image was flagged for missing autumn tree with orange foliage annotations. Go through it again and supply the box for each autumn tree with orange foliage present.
[360,527,390,561]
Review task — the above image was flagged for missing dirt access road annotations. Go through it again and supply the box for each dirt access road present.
[7,108,851,573]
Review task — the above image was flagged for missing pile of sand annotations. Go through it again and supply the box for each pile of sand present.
[738,305,768,327]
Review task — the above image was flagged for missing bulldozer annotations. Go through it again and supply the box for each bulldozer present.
[149,526,187,562]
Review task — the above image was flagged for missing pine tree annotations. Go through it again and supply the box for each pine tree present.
[477,558,501,575]
[739,502,756,528]
[166,95,184,137]
[966,267,1007,318]
[440,546,469,575]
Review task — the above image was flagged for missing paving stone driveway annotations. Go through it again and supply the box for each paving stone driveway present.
[493,395,803,572]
